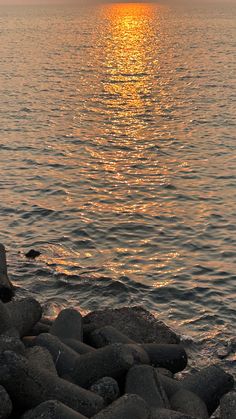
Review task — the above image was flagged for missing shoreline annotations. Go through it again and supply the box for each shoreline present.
[0,244,235,418]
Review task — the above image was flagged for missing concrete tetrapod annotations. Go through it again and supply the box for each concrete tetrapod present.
[26,346,57,375]
[21,400,88,419]
[0,385,12,419]
[182,365,234,415]
[90,377,120,405]
[142,344,187,373]
[33,333,79,377]
[151,408,196,419]
[170,389,209,419]
[92,394,150,419]
[62,338,96,355]
[6,298,42,337]
[88,326,135,348]
[0,351,104,418]
[220,391,236,419]
[50,308,83,341]
[125,364,170,409]
[0,244,14,302]
[71,344,134,388]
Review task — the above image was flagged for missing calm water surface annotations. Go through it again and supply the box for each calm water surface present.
[0,1,235,373]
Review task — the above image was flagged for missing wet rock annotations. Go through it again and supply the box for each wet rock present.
[6,298,42,337]
[0,385,12,419]
[84,306,180,344]
[220,391,236,419]
[92,394,150,419]
[0,244,14,302]
[71,343,134,388]
[170,389,208,419]
[125,364,170,409]
[50,308,83,341]
[142,344,187,373]
[182,365,234,416]
[88,326,135,348]
[21,400,88,419]
[90,377,120,405]
[25,249,41,259]
[0,350,104,418]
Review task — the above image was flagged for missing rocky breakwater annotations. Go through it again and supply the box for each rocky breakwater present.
[0,243,235,419]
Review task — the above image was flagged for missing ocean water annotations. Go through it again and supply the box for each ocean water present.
[0,1,235,374]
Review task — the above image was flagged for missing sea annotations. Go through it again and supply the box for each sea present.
[0,0,235,377]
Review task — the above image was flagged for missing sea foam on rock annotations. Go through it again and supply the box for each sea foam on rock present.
[0,260,234,419]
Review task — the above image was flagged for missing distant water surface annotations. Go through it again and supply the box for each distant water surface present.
[0,1,235,374]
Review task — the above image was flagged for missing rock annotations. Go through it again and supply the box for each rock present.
[170,389,208,419]
[220,391,236,419]
[6,298,42,337]
[25,249,41,259]
[88,326,135,348]
[21,400,88,419]
[92,394,150,419]
[90,377,120,405]
[26,346,57,375]
[71,344,134,388]
[182,365,234,416]
[0,244,14,302]
[142,344,187,373]
[0,302,14,335]
[0,385,12,419]
[50,308,83,341]
[125,364,170,409]
[0,350,104,418]
[33,333,78,377]
[84,306,179,344]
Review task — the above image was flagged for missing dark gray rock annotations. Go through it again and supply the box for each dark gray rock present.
[90,377,120,405]
[33,333,78,377]
[72,344,134,388]
[182,365,234,416]
[142,344,187,373]
[0,351,104,418]
[88,326,135,348]
[21,400,88,419]
[170,389,209,419]
[125,364,170,409]
[6,298,42,337]
[25,249,41,259]
[220,391,236,419]
[0,302,12,335]
[92,394,150,419]
[0,385,12,419]
[84,306,179,344]
[50,308,83,341]
[0,244,14,302]
[26,346,57,375]
[151,408,196,419]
